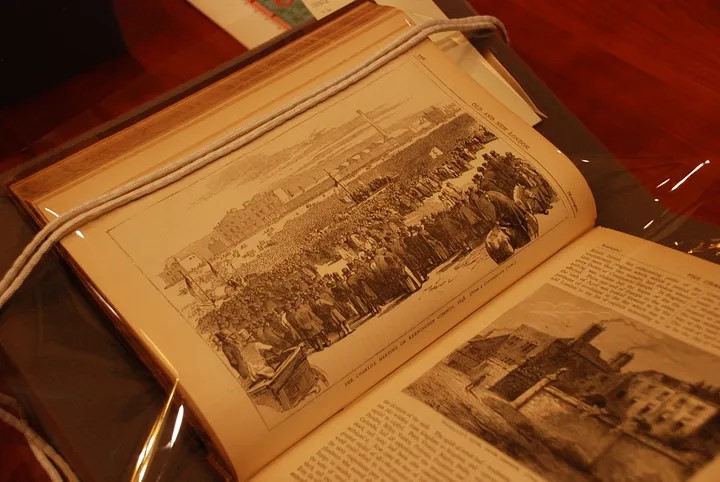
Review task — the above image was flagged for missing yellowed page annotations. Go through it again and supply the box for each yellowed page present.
[15,6,594,479]
[256,228,720,482]
[374,0,543,125]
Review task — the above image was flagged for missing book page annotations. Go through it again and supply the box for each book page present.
[257,228,720,482]
[373,0,543,125]
[11,5,594,479]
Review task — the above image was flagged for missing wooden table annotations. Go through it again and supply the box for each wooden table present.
[470,0,720,224]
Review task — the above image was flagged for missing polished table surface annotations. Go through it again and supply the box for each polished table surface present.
[471,0,720,225]
[1,0,718,225]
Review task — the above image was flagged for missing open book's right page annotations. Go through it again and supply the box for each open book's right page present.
[256,227,720,482]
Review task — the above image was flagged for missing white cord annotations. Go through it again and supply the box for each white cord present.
[0,405,81,482]
[0,16,506,310]
[28,443,65,482]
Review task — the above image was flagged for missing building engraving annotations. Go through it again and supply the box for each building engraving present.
[405,285,720,482]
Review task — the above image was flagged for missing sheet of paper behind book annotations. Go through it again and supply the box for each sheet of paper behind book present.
[10,3,593,479]
[186,0,542,125]
[256,228,720,482]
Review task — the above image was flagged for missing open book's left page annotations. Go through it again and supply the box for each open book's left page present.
[9,3,595,478]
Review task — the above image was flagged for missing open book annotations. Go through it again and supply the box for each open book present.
[8,3,720,481]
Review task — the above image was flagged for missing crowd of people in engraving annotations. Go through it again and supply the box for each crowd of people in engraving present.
[345,174,394,203]
[203,127,557,390]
